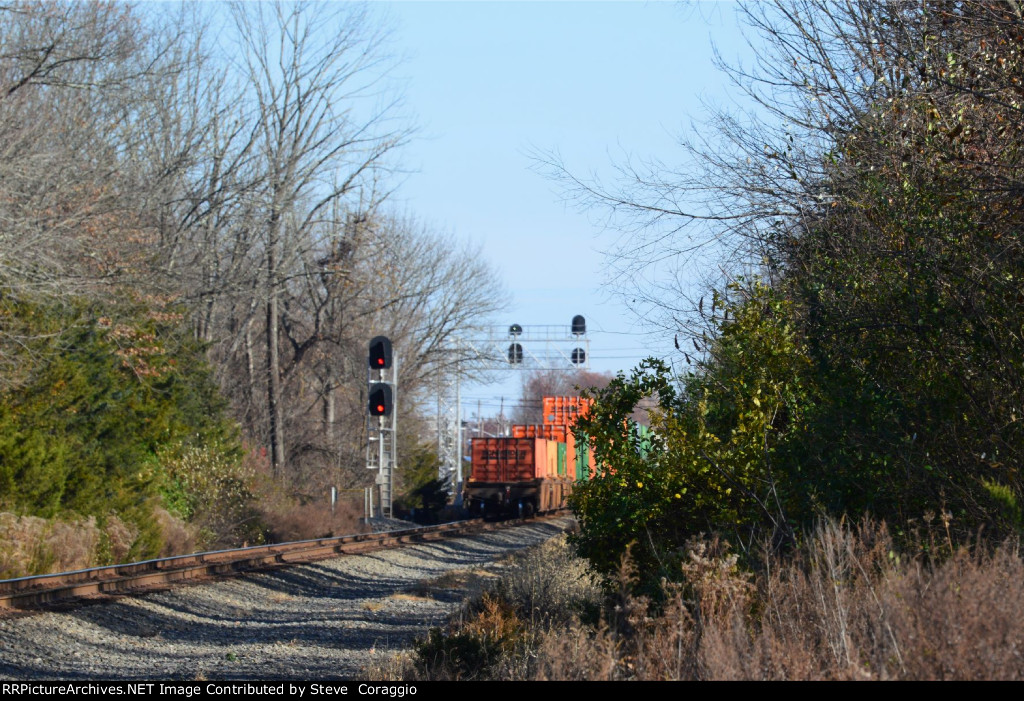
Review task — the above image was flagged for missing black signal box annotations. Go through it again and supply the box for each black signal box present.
[369,336,392,369]
[368,383,393,416]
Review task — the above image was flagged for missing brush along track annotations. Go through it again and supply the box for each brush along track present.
[0,515,575,681]
[0,512,569,614]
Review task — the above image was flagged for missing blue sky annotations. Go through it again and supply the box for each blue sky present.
[380,1,749,414]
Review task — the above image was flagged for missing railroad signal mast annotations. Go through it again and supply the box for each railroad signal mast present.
[436,315,590,499]
[366,336,396,519]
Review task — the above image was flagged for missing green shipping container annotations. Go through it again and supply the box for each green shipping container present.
[635,424,655,458]
[575,438,589,481]
[557,442,567,476]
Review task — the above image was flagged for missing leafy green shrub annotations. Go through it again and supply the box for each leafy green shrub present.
[157,442,264,549]
[574,259,1024,593]
[572,282,815,590]
[0,293,243,564]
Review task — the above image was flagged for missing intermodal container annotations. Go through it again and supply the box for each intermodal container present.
[470,437,550,482]
[544,439,558,479]
[635,423,655,458]
[536,439,550,479]
[511,424,568,442]
[575,438,597,481]
[564,430,576,479]
[541,396,593,427]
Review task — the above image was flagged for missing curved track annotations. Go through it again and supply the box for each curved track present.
[0,515,575,680]
[0,513,568,615]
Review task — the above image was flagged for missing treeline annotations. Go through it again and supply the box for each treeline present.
[0,1,498,574]
[567,0,1024,590]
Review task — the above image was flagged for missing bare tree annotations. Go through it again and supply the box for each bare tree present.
[227,0,411,475]
[536,1,921,341]
[0,1,502,498]
[267,212,505,491]
[0,2,208,386]
[0,2,161,298]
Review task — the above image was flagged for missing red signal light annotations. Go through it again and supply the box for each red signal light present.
[368,383,393,416]
[369,336,393,369]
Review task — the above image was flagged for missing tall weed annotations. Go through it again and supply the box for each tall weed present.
[373,518,1024,680]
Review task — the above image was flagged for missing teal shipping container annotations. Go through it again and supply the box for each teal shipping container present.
[575,437,590,481]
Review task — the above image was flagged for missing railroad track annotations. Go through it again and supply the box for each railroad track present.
[0,515,575,680]
[0,512,569,615]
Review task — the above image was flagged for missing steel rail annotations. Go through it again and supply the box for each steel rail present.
[0,512,569,614]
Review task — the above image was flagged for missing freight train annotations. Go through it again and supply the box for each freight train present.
[463,397,597,519]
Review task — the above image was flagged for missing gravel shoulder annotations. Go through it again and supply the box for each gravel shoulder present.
[0,517,573,681]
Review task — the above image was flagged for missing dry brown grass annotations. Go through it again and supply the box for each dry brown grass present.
[404,567,499,600]
[725,519,1024,681]
[0,508,203,578]
[0,512,102,578]
[259,500,364,543]
[364,535,605,681]
[154,506,202,557]
[367,519,1024,681]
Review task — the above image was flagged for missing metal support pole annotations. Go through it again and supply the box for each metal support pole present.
[367,352,397,520]
[455,357,462,491]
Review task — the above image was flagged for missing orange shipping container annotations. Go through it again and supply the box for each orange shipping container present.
[511,424,567,442]
[536,439,550,478]
[470,437,552,482]
[508,423,580,480]
[544,439,558,478]
[565,430,576,479]
[542,396,593,427]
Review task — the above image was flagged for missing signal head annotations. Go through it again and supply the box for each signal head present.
[368,336,393,369]
[368,383,393,416]
[508,342,523,365]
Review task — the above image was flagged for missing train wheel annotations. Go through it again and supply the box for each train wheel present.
[483,498,499,521]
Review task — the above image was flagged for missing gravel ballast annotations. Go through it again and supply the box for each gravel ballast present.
[0,517,573,681]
